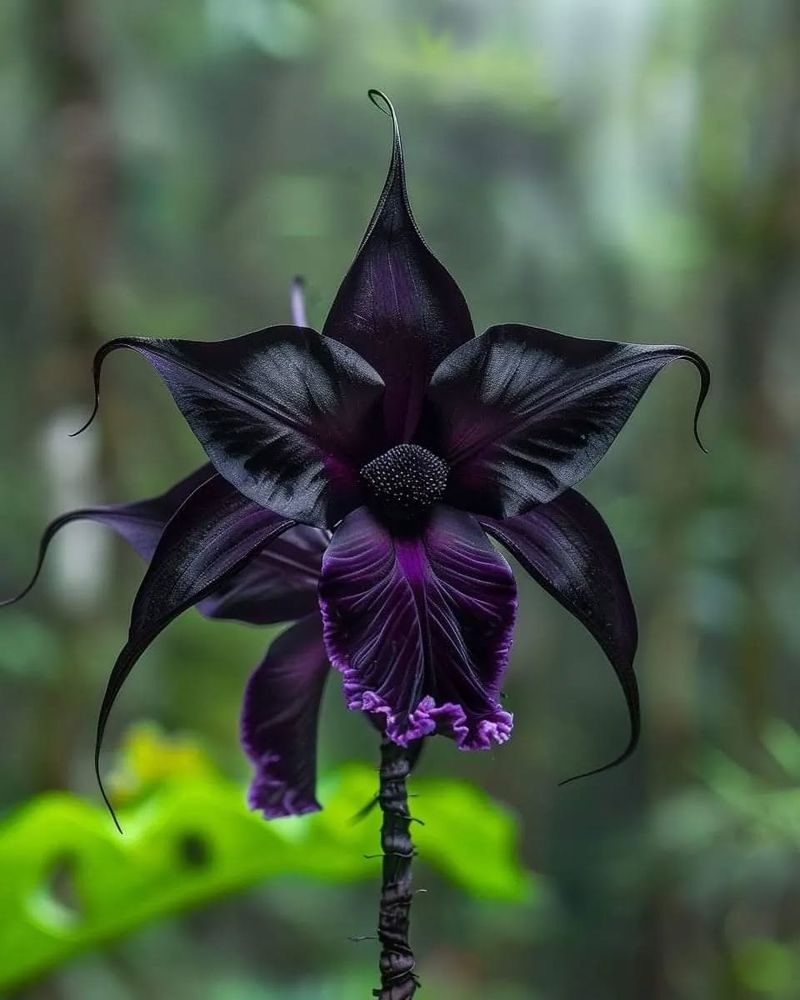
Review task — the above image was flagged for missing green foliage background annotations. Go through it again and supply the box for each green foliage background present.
[1,0,799,996]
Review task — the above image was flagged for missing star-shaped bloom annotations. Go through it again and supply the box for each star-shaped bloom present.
[4,91,708,819]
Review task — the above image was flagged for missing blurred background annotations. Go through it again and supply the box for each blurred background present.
[1,0,799,997]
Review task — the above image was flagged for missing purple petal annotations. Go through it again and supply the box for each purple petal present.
[323,91,473,443]
[1,465,214,607]
[95,475,295,827]
[197,525,327,625]
[241,615,329,818]
[479,490,639,778]
[319,505,517,750]
[75,326,385,527]
[290,276,308,327]
[427,324,709,517]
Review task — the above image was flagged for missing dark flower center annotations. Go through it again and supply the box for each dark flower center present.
[361,444,448,520]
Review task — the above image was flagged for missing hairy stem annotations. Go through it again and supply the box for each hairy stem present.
[374,738,418,999]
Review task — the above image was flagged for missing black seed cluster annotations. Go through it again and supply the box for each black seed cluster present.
[361,444,448,520]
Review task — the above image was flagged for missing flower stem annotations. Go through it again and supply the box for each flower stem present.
[374,737,418,999]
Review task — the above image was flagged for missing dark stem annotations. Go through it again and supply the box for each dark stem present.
[374,738,418,999]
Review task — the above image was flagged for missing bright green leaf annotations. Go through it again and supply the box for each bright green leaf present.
[0,750,533,991]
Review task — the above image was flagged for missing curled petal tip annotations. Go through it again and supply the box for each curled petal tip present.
[366,89,402,166]
[69,401,99,438]
[690,352,711,454]
[367,88,394,118]
[694,419,709,454]
[695,432,709,455]
[70,339,118,436]
[95,752,124,834]
[2,579,37,609]
[556,739,638,788]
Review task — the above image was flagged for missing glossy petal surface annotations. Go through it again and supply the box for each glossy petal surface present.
[323,92,473,442]
[480,489,639,777]
[428,324,709,516]
[95,475,295,822]
[81,327,385,526]
[241,615,329,818]
[319,505,517,749]
[0,466,214,606]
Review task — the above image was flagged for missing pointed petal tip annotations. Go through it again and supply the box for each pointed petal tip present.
[69,402,99,438]
[69,336,130,437]
[695,429,709,455]
[94,746,124,834]
[688,350,711,454]
[1,510,86,608]
[556,733,639,787]
[0,580,36,609]
[366,88,403,182]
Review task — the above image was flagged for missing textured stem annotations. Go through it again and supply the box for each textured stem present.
[374,738,418,999]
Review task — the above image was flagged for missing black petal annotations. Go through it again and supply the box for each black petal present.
[94,475,295,829]
[75,327,385,527]
[323,91,474,442]
[480,489,639,780]
[197,524,326,625]
[427,324,709,517]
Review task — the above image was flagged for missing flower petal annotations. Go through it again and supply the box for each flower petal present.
[197,525,327,625]
[0,465,214,607]
[427,324,709,517]
[75,326,385,527]
[319,505,517,750]
[479,490,639,779]
[241,615,329,818]
[323,91,474,442]
[95,475,295,828]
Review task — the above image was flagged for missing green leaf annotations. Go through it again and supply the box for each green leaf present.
[0,752,532,990]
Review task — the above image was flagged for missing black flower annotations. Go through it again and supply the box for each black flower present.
[4,91,709,820]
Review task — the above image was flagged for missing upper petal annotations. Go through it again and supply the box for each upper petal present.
[427,324,709,517]
[479,489,639,779]
[77,326,385,527]
[323,91,474,443]
[0,465,214,606]
[319,505,517,750]
[94,474,295,827]
[197,524,326,625]
[241,615,329,819]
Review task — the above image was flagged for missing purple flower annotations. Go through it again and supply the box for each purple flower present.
[4,91,709,821]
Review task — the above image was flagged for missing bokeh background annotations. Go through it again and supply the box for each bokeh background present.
[2,0,800,997]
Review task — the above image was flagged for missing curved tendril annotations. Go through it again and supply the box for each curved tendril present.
[690,351,711,453]
[0,511,100,607]
[557,740,639,787]
[367,87,404,184]
[70,338,151,438]
[70,399,99,438]
[70,340,115,437]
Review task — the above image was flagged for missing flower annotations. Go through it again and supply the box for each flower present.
[5,91,709,821]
